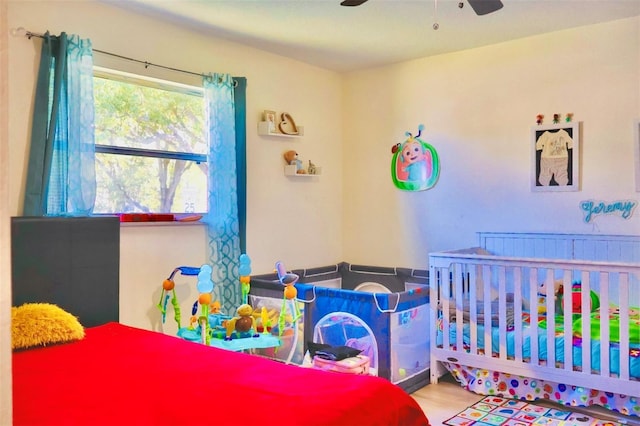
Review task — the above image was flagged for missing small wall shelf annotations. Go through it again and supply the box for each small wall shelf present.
[284,165,321,177]
[258,121,304,138]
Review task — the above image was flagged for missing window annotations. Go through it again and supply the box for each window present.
[93,67,208,214]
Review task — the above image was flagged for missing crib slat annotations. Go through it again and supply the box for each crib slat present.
[581,271,592,377]
[619,273,630,381]
[483,265,492,360]
[469,265,478,355]
[545,269,556,368]
[454,263,464,355]
[443,268,452,352]
[529,268,540,365]
[498,266,507,360]
[561,270,573,374]
[599,272,610,378]
[513,267,523,362]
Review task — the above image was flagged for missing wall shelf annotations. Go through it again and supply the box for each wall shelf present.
[284,165,320,176]
[258,121,304,138]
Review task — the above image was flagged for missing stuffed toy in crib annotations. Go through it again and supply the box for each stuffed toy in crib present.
[537,280,563,315]
[538,280,599,316]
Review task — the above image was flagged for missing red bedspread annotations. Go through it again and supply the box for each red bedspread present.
[13,322,429,426]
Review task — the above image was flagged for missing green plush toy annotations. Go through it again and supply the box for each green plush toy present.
[557,282,599,315]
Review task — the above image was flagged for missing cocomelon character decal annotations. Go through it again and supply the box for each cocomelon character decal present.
[390,124,440,191]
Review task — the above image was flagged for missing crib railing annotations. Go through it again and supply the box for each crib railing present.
[429,250,640,397]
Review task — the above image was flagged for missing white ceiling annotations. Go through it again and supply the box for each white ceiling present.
[107,0,640,73]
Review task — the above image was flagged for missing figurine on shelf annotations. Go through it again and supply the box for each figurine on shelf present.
[308,160,322,175]
[284,150,306,174]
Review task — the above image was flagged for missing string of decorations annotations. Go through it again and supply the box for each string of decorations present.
[536,113,573,125]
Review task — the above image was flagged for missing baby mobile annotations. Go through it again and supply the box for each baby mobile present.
[158,265,215,330]
[275,261,303,341]
[390,124,440,191]
[157,264,216,345]
[239,254,252,305]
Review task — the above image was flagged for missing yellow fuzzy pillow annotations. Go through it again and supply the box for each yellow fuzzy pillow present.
[12,303,85,350]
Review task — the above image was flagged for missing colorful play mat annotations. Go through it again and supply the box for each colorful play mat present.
[445,395,624,425]
[446,364,640,420]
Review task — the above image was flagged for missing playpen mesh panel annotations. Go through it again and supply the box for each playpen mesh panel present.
[390,303,430,384]
[249,262,431,391]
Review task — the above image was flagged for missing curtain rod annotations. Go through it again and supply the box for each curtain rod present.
[11,27,236,84]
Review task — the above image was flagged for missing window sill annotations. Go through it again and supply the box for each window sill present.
[117,213,203,225]
[120,220,205,227]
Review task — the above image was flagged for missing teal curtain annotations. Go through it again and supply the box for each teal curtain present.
[203,73,246,312]
[24,32,96,216]
[233,77,247,253]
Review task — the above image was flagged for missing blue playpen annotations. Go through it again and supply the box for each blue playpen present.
[249,262,430,393]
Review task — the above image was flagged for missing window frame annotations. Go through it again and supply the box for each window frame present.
[93,66,207,164]
[92,66,208,214]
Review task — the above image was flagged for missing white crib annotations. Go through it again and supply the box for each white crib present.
[429,232,640,416]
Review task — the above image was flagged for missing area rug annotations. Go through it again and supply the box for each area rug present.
[444,395,622,425]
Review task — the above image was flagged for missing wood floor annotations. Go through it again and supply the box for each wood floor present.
[410,374,640,426]
[410,374,482,425]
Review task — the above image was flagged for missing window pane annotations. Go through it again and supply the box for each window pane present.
[94,77,207,155]
[93,69,209,215]
[94,153,208,214]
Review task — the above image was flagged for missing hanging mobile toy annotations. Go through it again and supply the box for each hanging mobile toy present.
[536,114,544,125]
[274,261,302,340]
[553,113,561,124]
[157,271,183,328]
[565,113,574,123]
[238,254,252,305]
[158,265,215,345]
[195,265,215,345]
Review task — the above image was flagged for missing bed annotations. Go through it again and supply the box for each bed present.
[13,322,429,425]
[429,232,640,418]
[11,216,429,426]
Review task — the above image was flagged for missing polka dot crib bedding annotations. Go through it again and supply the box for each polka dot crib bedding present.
[428,232,640,418]
[446,364,640,418]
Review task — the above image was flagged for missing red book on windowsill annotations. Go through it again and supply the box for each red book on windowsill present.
[119,213,175,222]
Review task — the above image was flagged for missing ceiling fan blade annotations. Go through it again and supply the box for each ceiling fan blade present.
[340,0,369,6]
[467,0,503,15]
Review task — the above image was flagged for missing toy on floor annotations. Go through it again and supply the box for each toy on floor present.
[275,261,303,340]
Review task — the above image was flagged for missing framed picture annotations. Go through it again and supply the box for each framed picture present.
[531,122,580,192]
[635,120,640,192]
[263,110,277,132]
[263,109,276,123]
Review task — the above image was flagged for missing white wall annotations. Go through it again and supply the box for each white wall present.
[7,0,344,331]
[343,17,640,268]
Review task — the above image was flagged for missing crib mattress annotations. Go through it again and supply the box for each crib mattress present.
[437,324,640,379]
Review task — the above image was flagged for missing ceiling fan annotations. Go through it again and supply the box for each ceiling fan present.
[340,0,504,16]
